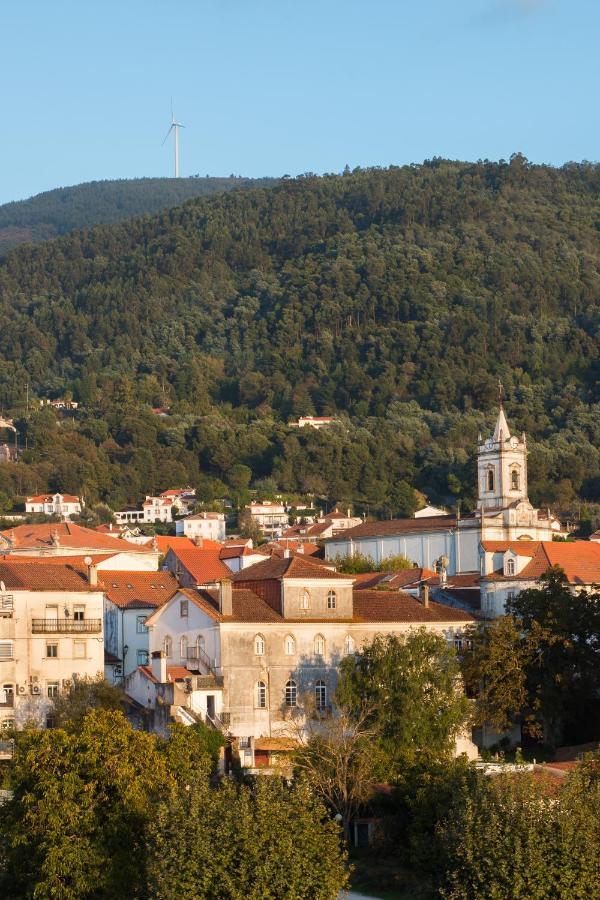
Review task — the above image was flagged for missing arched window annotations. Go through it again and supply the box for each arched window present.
[327,590,337,610]
[179,635,188,660]
[511,469,520,491]
[315,679,327,710]
[300,589,311,610]
[284,634,296,656]
[314,634,326,658]
[163,635,172,658]
[344,634,355,656]
[254,634,265,656]
[506,559,515,576]
[487,468,495,492]
[285,680,297,707]
[256,680,267,709]
[196,635,205,657]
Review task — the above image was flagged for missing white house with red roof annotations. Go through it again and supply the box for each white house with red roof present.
[134,556,475,766]
[480,540,600,617]
[176,511,226,542]
[25,493,83,520]
[245,501,289,538]
[0,560,105,730]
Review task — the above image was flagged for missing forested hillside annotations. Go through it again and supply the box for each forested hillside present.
[0,158,598,519]
[0,176,278,255]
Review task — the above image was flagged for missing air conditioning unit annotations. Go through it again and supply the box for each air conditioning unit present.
[17,685,26,695]
[31,684,41,695]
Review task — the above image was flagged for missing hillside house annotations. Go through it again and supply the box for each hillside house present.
[25,493,83,520]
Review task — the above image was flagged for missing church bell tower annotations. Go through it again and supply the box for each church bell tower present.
[477,405,528,513]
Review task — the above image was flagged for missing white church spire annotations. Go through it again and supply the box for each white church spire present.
[492,406,511,443]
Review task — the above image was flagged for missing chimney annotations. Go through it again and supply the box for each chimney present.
[283,547,290,559]
[151,650,167,683]
[193,536,204,548]
[219,579,233,616]
[88,563,98,587]
[347,508,351,518]
[422,582,430,609]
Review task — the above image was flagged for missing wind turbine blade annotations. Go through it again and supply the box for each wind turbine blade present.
[162,124,174,145]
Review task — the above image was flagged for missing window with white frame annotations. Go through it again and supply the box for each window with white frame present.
[0,641,13,660]
[73,605,85,622]
[506,559,515,576]
[46,642,58,658]
[284,634,296,655]
[315,679,327,709]
[344,634,355,656]
[327,590,337,609]
[256,680,267,708]
[163,635,173,658]
[136,615,148,633]
[314,634,326,658]
[47,681,59,698]
[285,680,297,707]
[180,635,188,659]
[73,641,86,659]
[300,589,311,610]
[254,634,265,656]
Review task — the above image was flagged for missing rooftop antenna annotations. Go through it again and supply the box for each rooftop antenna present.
[162,100,185,178]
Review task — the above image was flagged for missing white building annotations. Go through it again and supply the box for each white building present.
[25,493,83,520]
[0,560,104,730]
[480,539,600,618]
[136,556,475,766]
[290,416,336,430]
[324,407,566,575]
[245,501,289,538]
[115,495,174,525]
[102,570,179,682]
[176,512,226,542]
[159,488,196,515]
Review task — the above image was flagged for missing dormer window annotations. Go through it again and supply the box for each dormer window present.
[506,558,515,576]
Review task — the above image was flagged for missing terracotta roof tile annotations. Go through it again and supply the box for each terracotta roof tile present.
[353,567,436,590]
[100,571,179,609]
[481,540,540,555]
[0,560,103,592]
[483,541,600,585]
[154,535,197,554]
[0,523,154,554]
[168,548,231,584]
[232,555,352,582]
[352,590,475,624]
[27,493,80,503]
[326,515,458,541]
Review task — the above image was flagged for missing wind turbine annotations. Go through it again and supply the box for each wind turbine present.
[162,103,185,177]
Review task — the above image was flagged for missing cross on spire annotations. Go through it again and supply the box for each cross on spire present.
[498,379,504,405]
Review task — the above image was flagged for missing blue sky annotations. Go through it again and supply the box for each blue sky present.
[1,0,598,203]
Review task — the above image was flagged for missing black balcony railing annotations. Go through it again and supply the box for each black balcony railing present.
[31,619,102,634]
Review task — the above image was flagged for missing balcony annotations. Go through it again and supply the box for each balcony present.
[31,619,102,634]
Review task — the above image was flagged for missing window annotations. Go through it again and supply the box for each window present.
[506,559,515,576]
[314,634,326,658]
[137,649,149,666]
[163,635,173,658]
[0,641,13,660]
[507,591,515,602]
[73,641,86,659]
[487,468,495,492]
[47,681,59,698]
[344,634,355,656]
[285,680,297,707]
[46,642,58,659]
[1,719,15,730]
[136,615,148,634]
[511,469,520,491]
[327,590,337,610]
[180,599,188,618]
[180,636,188,659]
[196,635,205,656]
[300,589,311,610]
[254,634,265,656]
[73,605,85,622]
[284,634,296,656]
[256,680,267,709]
[0,684,13,706]
[315,679,327,709]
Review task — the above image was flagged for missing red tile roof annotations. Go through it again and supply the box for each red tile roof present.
[219,545,260,560]
[27,493,80,503]
[154,535,197,554]
[0,523,154,554]
[352,590,475,624]
[353,567,436,590]
[100,571,179,609]
[0,560,103,591]
[484,541,600,585]
[232,555,352,582]
[139,665,192,683]
[327,515,458,541]
[168,548,231,584]
[481,540,540,555]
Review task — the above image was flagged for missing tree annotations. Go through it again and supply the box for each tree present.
[337,631,470,775]
[50,674,126,730]
[146,776,348,899]
[289,697,382,843]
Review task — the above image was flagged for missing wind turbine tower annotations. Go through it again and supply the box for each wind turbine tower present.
[163,105,185,177]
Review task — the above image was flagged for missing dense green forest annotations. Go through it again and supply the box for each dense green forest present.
[0,157,598,519]
[0,176,278,255]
